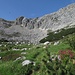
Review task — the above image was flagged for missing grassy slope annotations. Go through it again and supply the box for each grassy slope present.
[0,41,71,75]
[0,32,75,75]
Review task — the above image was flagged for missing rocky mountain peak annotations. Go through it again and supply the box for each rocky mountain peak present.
[15,16,24,25]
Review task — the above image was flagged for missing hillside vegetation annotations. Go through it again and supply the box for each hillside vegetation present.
[40,27,75,43]
[0,33,75,75]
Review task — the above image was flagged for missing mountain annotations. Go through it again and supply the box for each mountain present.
[0,3,75,44]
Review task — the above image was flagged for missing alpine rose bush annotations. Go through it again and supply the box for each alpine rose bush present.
[58,50,75,59]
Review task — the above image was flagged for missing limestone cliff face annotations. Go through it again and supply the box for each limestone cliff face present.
[0,3,75,44]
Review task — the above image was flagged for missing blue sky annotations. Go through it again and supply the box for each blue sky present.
[0,0,75,20]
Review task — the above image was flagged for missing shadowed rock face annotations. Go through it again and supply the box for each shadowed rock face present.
[0,3,75,44]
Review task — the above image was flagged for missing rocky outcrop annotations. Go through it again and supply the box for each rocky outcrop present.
[0,3,75,44]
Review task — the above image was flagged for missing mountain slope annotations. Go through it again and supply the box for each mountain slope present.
[0,3,75,44]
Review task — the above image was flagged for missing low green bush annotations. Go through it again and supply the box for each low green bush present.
[40,27,75,43]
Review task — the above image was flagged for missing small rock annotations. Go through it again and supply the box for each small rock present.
[15,57,21,61]
[44,41,50,45]
[21,52,26,55]
[21,48,27,51]
[22,60,31,66]
[54,41,59,45]
[0,57,2,60]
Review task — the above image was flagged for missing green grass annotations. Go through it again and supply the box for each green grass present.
[48,43,70,53]
[0,40,75,75]
[0,61,23,75]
